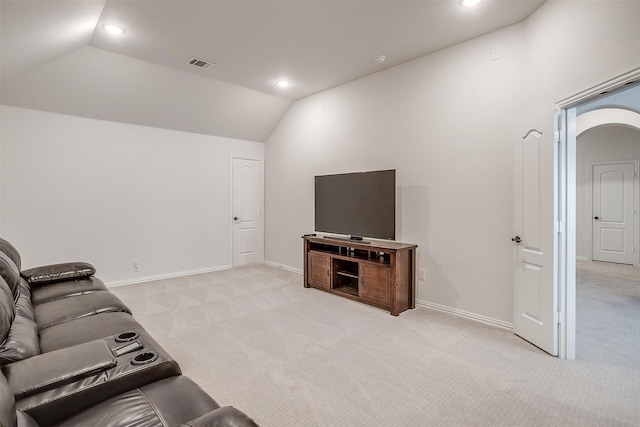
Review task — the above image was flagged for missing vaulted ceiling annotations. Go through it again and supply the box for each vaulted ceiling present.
[0,0,545,141]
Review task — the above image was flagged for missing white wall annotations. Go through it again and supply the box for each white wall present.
[265,0,640,325]
[1,106,264,283]
[523,0,640,111]
[576,125,640,260]
[1,0,638,325]
[266,23,526,324]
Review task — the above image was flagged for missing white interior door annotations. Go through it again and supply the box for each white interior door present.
[592,162,635,265]
[232,157,263,267]
[513,116,557,356]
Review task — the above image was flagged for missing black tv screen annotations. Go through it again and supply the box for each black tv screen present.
[315,169,395,240]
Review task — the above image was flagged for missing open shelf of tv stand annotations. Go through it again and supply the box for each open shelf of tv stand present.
[333,284,359,297]
[336,271,359,279]
[303,236,417,316]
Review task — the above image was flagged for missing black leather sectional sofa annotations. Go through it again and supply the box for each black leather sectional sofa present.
[0,237,258,427]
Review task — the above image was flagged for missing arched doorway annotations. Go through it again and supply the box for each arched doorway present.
[574,112,640,364]
[556,74,640,359]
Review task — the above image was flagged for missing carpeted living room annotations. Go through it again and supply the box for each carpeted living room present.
[109,264,639,426]
[1,1,639,426]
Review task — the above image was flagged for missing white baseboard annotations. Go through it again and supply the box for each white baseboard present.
[264,260,303,275]
[416,299,513,331]
[576,256,589,262]
[106,265,231,287]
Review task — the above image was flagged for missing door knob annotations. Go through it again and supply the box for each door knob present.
[594,216,599,220]
[233,216,239,221]
[511,236,522,243]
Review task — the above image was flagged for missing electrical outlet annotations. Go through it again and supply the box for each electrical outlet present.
[133,260,140,272]
[418,269,426,281]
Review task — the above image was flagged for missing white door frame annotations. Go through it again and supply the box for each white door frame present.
[555,67,640,359]
[587,160,639,266]
[229,155,264,267]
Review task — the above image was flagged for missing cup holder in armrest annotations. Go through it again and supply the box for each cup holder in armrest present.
[131,351,158,366]
[115,332,140,343]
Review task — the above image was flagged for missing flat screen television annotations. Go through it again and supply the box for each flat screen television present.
[315,169,395,241]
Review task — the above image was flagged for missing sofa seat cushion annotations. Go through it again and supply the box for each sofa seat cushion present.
[39,312,143,353]
[0,372,17,427]
[55,376,220,427]
[0,315,40,366]
[30,277,108,306]
[34,291,132,331]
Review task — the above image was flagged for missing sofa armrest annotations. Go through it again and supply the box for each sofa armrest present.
[2,340,116,398]
[21,262,96,285]
[183,407,259,427]
[16,331,182,426]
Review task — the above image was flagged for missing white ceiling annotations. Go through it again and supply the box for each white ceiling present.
[2,0,545,101]
[0,0,106,85]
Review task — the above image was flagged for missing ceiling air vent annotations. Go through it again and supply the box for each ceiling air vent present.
[186,57,214,70]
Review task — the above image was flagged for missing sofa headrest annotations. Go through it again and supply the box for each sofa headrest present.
[0,238,21,271]
[21,262,96,286]
[0,277,16,349]
[0,252,21,300]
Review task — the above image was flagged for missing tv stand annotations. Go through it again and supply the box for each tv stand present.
[303,236,417,316]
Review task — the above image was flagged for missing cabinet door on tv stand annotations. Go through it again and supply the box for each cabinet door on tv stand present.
[308,252,331,290]
[360,263,390,307]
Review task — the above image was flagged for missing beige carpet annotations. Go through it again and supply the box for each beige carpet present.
[576,261,640,370]
[111,264,640,426]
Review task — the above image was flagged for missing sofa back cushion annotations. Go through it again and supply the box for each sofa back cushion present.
[15,281,35,322]
[0,251,21,300]
[0,237,21,271]
[0,278,16,347]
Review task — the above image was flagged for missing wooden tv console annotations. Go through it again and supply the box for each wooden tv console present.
[303,236,417,316]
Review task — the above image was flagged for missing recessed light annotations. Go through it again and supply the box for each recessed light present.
[103,24,125,35]
[374,55,386,64]
[461,0,482,7]
[276,80,290,88]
